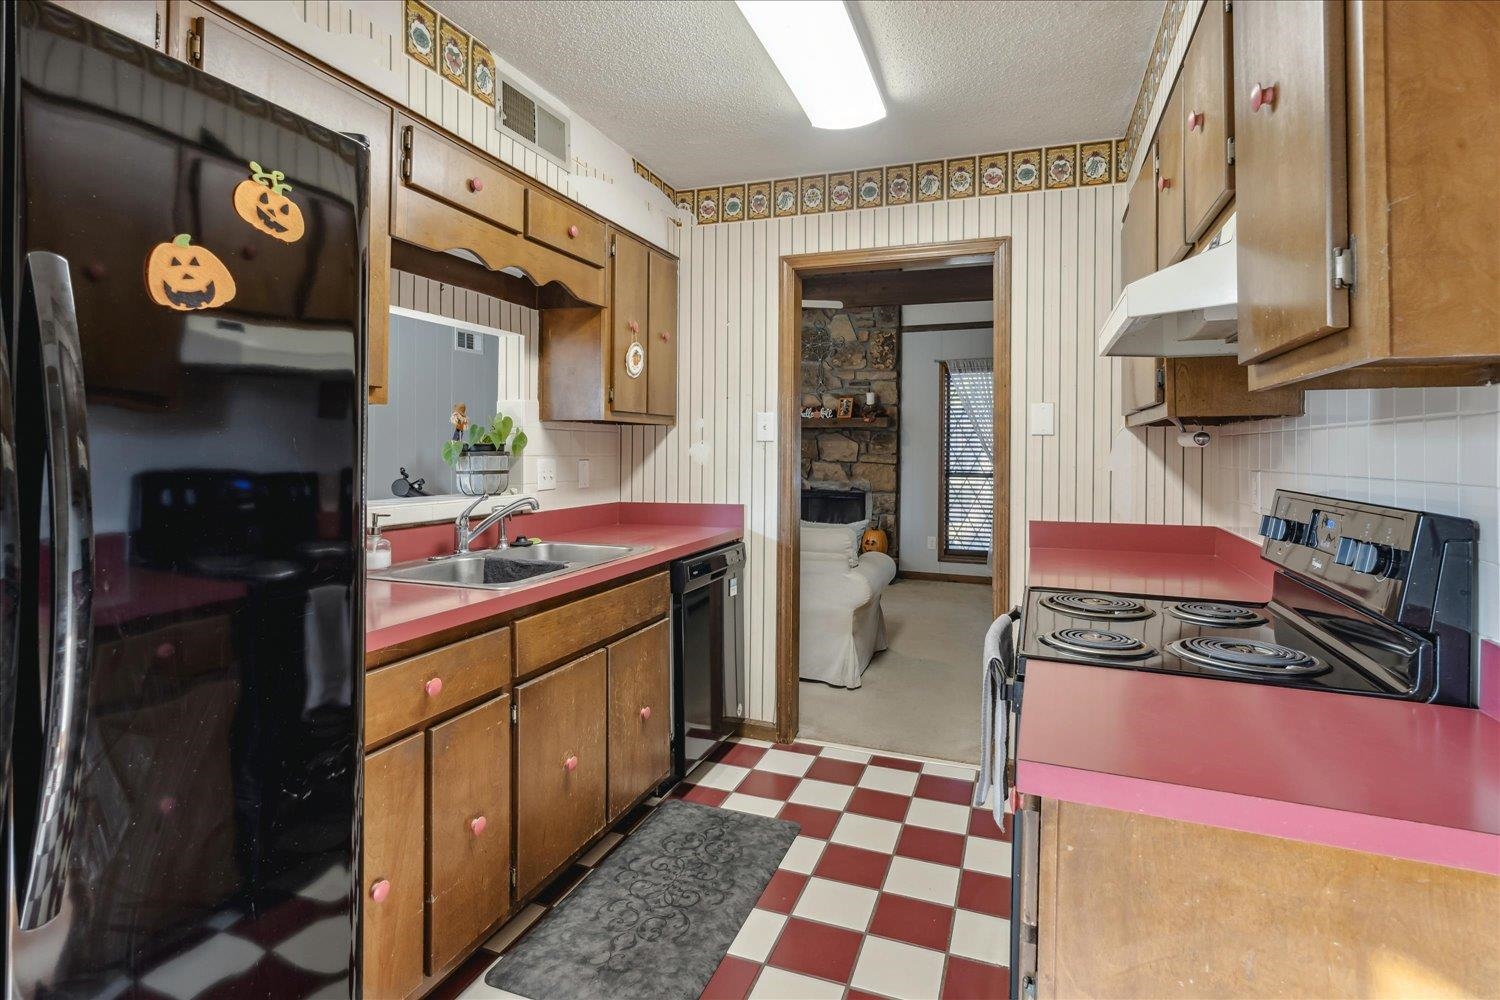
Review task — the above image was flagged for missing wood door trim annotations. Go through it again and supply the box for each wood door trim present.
[775,238,1012,743]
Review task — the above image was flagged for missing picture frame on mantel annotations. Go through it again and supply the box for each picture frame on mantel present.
[835,396,855,419]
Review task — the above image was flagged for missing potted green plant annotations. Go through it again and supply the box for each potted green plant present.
[442,410,529,495]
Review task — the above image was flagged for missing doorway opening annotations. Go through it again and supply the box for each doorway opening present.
[775,240,1011,754]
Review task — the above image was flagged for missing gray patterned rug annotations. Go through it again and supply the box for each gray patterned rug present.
[486,800,798,1000]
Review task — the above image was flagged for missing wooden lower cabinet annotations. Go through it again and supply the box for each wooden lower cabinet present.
[515,650,608,897]
[427,695,511,972]
[606,620,672,821]
[362,734,426,1000]
[1035,799,1500,998]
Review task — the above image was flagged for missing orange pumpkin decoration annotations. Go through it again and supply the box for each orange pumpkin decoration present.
[861,527,889,554]
[233,162,305,243]
[144,234,237,311]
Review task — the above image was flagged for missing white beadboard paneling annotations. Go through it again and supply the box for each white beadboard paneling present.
[390,271,621,509]
[621,185,1212,723]
[1203,386,1500,642]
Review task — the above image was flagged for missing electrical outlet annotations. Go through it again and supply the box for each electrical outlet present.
[577,459,591,488]
[927,536,937,550]
[536,458,557,491]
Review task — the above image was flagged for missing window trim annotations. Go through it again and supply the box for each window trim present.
[937,360,992,564]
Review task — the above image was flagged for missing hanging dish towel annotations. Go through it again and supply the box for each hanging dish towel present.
[974,608,1019,826]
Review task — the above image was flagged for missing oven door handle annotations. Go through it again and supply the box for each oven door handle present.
[18,252,96,931]
[0,309,19,820]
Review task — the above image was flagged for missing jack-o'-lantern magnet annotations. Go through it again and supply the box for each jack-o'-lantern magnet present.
[233,161,305,243]
[144,234,237,311]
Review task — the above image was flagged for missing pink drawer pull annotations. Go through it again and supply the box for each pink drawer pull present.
[564,754,579,772]
[1157,176,1172,192]
[1250,82,1276,113]
[640,706,652,721]
[628,320,640,334]
[567,224,579,238]
[1188,110,1204,131]
[424,677,443,698]
[155,642,176,660]
[467,177,484,192]
[470,816,487,837]
[370,879,391,903]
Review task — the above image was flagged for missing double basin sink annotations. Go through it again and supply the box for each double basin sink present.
[368,541,642,592]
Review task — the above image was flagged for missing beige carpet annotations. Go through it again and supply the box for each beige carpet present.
[799,578,992,764]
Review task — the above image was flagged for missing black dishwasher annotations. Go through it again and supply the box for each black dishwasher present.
[669,542,746,781]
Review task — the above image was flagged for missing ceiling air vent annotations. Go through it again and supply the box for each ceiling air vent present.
[454,329,479,353]
[498,76,570,168]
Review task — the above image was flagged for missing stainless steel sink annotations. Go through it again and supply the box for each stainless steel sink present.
[368,541,642,591]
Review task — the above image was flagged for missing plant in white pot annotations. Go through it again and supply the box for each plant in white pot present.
[441,410,529,495]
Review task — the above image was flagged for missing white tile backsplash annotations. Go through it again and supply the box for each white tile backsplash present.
[1205,385,1500,641]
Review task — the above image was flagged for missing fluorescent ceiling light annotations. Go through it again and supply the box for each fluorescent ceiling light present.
[736,0,885,130]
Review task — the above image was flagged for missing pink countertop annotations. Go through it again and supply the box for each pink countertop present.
[1018,520,1500,876]
[365,502,742,655]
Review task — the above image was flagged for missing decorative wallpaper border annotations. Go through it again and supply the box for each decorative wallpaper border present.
[680,138,1125,225]
[632,158,680,205]
[1120,0,1190,180]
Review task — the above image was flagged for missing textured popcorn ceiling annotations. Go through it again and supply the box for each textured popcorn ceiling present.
[429,0,1163,187]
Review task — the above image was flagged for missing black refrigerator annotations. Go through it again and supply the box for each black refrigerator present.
[1,2,366,996]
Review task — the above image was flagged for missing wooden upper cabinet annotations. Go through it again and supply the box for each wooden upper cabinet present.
[515,651,607,898]
[610,232,652,416]
[1181,0,1235,242]
[399,115,524,233]
[1119,357,1163,416]
[427,696,511,974]
[647,250,678,417]
[606,621,672,821]
[1119,151,1158,288]
[526,188,607,267]
[176,3,394,403]
[362,735,425,1000]
[1232,0,1349,366]
[1154,82,1191,268]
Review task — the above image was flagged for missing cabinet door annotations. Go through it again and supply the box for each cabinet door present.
[1233,0,1349,364]
[1119,151,1157,288]
[180,4,394,403]
[515,651,607,898]
[362,735,425,1000]
[53,0,164,48]
[610,233,651,416]
[606,620,672,821]
[1120,358,1164,415]
[1181,0,1235,242]
[1154,83,1191,268]
[428,696,511,973]
[647,251,678,417]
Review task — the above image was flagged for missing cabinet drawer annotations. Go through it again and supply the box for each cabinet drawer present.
[606,620,672,821]
[398,115,524,232]
[526,188,606,267]
[362,734,425,1000]
[428,695,511,973]
[366,629,509,747]
[514,574,669,678]
[515,651,607,897]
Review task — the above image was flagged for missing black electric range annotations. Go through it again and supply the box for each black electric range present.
[1016,490,1480,706]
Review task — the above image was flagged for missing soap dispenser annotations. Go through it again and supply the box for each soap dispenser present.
[366,512,392,570]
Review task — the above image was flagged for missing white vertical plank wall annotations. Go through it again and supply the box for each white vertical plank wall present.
[618,187,1210,724]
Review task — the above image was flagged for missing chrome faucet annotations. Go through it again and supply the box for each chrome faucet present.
[451,494,539,556]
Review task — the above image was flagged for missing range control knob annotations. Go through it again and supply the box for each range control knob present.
[1352,541,1394,576]
[1334,536,1360,567]
[1259,515,1305,544]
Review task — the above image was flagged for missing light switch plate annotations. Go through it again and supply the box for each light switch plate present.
[1030,402,1056,436]
[536,457,557,491]
[755,412,776,442]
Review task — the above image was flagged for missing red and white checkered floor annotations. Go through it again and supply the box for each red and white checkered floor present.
[441,738,1012,1000]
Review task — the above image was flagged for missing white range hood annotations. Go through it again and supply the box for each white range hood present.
[1098,216,1238,358]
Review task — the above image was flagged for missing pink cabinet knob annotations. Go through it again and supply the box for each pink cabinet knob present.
[640,706,652,721]
[659,331,671,342]
[1188,110,1204,131]
[155,642,176,660]
[567,224,579,238]
[1157,176,1172,192]
[564,754,579,772]
[467,177,484,192]
[424,677,443,697]
[1250,83,1276,113]
[370,879,391,903]
[628,320,640,334]
[470,816,487,837]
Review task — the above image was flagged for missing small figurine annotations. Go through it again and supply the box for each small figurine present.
[450,403,468,440]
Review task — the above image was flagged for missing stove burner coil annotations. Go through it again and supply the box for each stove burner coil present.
[1166,602,1269,629]
[1168,637,1328,676]
[1039,592,1154,622]
[1039,627,1152,659]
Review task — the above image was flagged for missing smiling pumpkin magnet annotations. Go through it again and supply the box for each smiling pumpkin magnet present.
[145,234,237,311]
[233,162,305,243]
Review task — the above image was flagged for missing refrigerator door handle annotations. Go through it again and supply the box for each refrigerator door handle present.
[0,314,19,819]
[18,252,95,931]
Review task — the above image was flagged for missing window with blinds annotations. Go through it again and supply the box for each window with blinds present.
[939,361,994,562]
